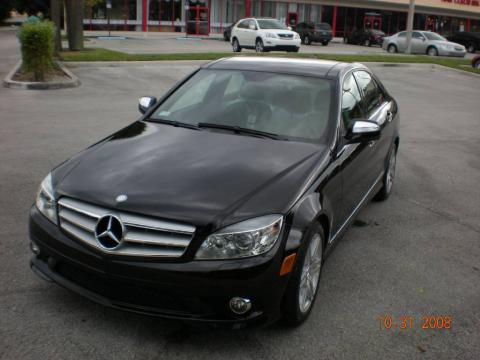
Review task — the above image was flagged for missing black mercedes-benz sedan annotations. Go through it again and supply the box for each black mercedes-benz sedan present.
[29,57,399,328]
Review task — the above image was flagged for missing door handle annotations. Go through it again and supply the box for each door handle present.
[386,111,393,123]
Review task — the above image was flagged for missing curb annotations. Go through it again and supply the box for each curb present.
[3,60,81,90]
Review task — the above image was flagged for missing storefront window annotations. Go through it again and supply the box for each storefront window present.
[263,1,275,18]
[86,0,137,30]
[250,0,261,17]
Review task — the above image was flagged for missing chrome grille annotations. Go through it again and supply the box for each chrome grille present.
[278,34,293,39]
[58,197,195,257]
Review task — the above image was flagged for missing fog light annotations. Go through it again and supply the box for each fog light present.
[229,297,252,315]
[30,241,40,255]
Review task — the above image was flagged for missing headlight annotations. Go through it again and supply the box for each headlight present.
[195,215,283,260]
[294,33,300,39]
[441,44,454,50]
[35,173,58,224]
[265,32,278,38]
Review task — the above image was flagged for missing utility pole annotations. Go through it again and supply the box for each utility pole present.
[405,0,415,54]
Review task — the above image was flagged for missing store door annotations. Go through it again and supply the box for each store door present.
[187,5,210,35]
[287,13,298,28]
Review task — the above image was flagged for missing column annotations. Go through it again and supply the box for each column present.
[332,6,337,37]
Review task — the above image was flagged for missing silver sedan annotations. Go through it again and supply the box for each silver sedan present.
[382,30,466,57]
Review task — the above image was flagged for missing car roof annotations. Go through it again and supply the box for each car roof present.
[203,57,357,79]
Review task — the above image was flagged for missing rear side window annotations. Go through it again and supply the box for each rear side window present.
[341,73,364,129]
[237,20,249,29]
[398,32,406,38]
[353,71,385,117]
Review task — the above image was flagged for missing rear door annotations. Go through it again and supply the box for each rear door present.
[235,19,249,45]
[412,31,427,54]
[396,32,407,52]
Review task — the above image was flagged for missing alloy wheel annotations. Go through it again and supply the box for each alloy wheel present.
[427,47,438,56]
[385,149,397,194]
[467,44,475,53]
[255,40,264,53]
[298,233,322,313]
[388,45,396,53]
[304,36,310,45]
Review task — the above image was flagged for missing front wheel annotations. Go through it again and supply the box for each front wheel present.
[255,39,265,53]
[475,59,480,69]
[374,146,397,201]
[467,44,476,53]
[232,38,241,52]
[387,44,397,53]
[283,224,324,326]
[303,35,311,45]
[365,38,371,47]
[322,40,329,46]
[427,46,438,56]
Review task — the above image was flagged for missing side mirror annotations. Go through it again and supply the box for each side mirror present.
[138,96,157,114]
[346,120,380,143]
[248,23,256,30]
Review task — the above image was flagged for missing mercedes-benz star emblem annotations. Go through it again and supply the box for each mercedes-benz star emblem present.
[94,215,124,250]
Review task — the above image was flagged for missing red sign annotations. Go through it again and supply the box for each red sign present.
[441,0,480,6]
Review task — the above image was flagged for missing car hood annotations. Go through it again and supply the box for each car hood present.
[270,29,297,36]
[54,121,328,228]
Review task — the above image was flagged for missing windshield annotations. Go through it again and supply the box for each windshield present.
[149,69,332,142]
[316,23,331,30]
[257,19,286,30]
[424,32,446,41]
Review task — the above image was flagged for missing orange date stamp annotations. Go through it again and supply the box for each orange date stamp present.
[378,315,452,330]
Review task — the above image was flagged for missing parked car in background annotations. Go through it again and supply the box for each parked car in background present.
[382,30,466,57]
[231,18,301,52]
[472,55,480,69]
[293,22,332,45]
[447,31,480,53]
[29,57,399,328]
[223,22,239,41]
[345,28,385,47]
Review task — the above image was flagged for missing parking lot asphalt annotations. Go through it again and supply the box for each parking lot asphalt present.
[1,29,479,359]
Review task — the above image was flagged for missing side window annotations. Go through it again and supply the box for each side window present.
[413,31,423,39]
[353,71,385,117]
[237,20,248,29]
[341,73,364,129]
[248,20,257,30]
[398,32,406,38]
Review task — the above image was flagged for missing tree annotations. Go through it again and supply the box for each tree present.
[65,0,84,51]
[50,0,62,53]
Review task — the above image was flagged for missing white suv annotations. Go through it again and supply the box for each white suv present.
[231,18,301,53]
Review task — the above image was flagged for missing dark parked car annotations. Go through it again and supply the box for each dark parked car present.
[345,28,385,46]
[223,23,235,41]
[473,55,480,69]
[29,58,399,328]
[448,31,480,53]
[294,22,332,45]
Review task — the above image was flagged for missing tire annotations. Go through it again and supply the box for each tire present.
[467,44,476,53]
[427,46,438,56]
[303,35,311,45]
[283,223,324,326]
[322,40,328,46]
[224,34,230,42]
[387,44,397,53]
[475,59,480,70]
[373,145,397,201]
[255,38,264,53]
[365,38,371,47]
[232,38,241,52]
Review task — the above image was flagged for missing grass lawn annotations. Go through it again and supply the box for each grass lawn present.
[58,48,480,74]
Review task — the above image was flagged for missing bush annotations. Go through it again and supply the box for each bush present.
[18,20,55,81]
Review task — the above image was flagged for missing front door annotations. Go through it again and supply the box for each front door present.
[187,5,210,35]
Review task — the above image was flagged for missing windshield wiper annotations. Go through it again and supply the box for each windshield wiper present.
[198,122,287,140]
[147,118,200,130]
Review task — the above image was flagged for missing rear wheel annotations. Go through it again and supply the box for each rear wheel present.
[303,35,311,45]
[322,40,329,46]
[467,43,476,53]
[427,46,438,56]
[232,38,241,52]
[374,146,397,201]
[283,224,324,326]
[255,38,265,53]
[365,38,371,47]
[387,44,397,53]
[475,59,480,69]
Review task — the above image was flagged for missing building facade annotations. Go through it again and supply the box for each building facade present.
[84,0,480,37]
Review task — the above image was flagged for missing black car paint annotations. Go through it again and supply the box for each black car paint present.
[294,22,332,45]
[346,29,385,46]
[29,58,399,328]
[448,32,480,53]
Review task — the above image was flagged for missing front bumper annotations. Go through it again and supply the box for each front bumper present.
[312,33,332,42]
[264,38,301,51]
[438,48,466,57]
[29,207,291,328]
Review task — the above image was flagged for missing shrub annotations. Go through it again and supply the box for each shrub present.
[18,20,55,81]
